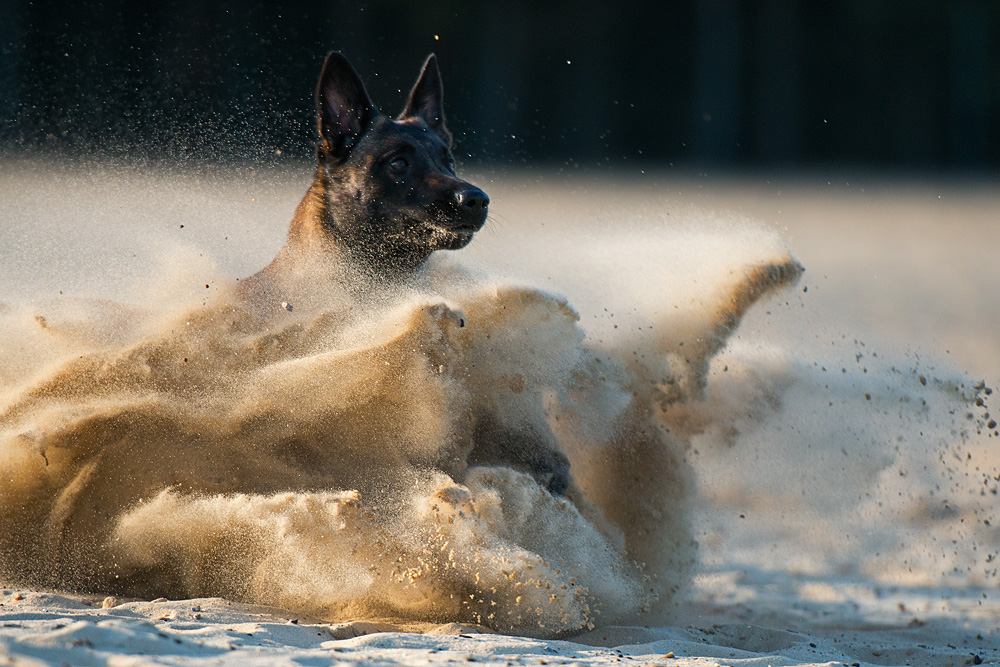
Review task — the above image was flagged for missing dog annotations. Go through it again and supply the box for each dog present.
[240,52,490,299]
[240,52,571,495]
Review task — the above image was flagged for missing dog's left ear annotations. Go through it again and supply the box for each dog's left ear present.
[399,54,453,147]
[317,52,379,161]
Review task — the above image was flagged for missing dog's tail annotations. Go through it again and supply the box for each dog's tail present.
[635,255,804,403]
[679,256,803,399]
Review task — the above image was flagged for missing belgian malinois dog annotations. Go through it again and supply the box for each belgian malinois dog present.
[240,52,491,304]
[240,52,570,495]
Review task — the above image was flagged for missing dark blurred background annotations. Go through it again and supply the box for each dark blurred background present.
[1,0,997,171]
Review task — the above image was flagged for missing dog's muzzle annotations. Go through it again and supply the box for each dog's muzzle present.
[457,187,489,213]
[452,186,490,231]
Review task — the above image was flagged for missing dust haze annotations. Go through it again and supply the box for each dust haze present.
[0,161,996,639]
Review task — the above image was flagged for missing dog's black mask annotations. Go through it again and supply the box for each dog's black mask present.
[314,53,489,270]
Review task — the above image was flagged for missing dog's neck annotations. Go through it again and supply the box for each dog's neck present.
[284,167,430,281]
[240,170,426,312]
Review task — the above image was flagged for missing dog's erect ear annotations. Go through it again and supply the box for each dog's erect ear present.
[399,54,452,147]
[316,52,378,160]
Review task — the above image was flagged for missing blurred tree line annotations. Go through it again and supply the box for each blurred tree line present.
[0,0,996,170]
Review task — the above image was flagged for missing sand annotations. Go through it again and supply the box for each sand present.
[0,161,997,666]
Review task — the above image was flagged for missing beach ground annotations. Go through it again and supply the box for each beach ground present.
[1,165,997,666]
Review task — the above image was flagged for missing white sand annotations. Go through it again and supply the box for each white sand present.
[0,586,993,665]
[0,163,997,666]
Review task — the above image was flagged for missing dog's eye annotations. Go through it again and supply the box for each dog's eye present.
[447,158,456,173]
[388,157,409,173]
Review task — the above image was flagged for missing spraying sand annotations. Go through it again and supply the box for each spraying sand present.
[0,161,997,666]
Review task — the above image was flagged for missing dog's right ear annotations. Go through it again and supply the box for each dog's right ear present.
[399,54,452,147]
[316,52,378,161]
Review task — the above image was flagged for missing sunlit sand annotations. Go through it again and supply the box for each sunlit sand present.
[0,161,996,665]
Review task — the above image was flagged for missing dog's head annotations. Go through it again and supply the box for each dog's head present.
[313,52,489,270]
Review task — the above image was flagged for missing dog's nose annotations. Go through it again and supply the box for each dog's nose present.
[457,187,489,211]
